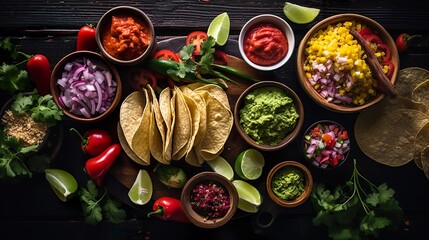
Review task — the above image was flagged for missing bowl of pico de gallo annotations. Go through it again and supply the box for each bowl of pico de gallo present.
[302,120,351,169]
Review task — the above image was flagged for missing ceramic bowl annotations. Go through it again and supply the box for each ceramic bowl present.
[234,81,304,151]
[50,50,122,123]
[266,161,313,207]
[181,172,238,228]
[238,14,295,71]
[296,13,399,113]
[302,120,351,170]
[95,6,156,66]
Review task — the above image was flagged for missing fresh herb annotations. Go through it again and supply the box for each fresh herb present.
[311,159,405,239]
[0,37,32,95]
[0,131,35,178]
[11,90,63,127]
[79,180,126,225]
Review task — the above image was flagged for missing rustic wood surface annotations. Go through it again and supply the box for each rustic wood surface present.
[1,0,429,239]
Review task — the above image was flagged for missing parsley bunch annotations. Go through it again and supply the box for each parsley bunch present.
[0,37,32,95]
[311,159,405,240]
[79,181,126,225]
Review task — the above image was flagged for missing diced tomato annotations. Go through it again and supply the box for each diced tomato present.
[154,49,179,62]
[186,31,208,55]
[311,127,320,137]
[322,133,333,142]
[340,131,349,140]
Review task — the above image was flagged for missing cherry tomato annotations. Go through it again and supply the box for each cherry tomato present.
[128,68,157,91]
[153,49,179,61]
[186,31,208,55]
[77,25,97,51]
[395,33,422,52]
[27,54,51,96]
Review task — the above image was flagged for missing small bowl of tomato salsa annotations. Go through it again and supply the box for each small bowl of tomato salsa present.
[302,120,351,169]
[95,6,156,66]
[238,14,295,71]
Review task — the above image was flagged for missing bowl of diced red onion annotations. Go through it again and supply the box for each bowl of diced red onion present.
[50,50,122,122]
[181,172,238,229]
[302,120,351,169]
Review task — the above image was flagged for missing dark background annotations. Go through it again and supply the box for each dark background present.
[1,0,429,239]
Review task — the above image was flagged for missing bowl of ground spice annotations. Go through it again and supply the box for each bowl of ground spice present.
[181,172,239,228]
[266,161,313,207]
[234,81,304,151]
[96,6,156,66]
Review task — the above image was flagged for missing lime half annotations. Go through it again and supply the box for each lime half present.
[232,180,262,213]
[283,2,320,24]
[207,12,230,46]
[45,168,78,202]
[128,169,153,205]
[234,149,265,180]
[207,156,234,180]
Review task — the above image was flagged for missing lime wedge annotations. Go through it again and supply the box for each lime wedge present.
[45,168,78,202]
[283,2,320,24]
[232,180,262,213]
[128,169,153,205]
[206,156,234,180]
[234,148,265,180]
[207,12,230,46]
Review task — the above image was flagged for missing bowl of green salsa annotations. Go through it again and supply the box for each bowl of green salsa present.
[234,81,304,151]
[266,161,313,207]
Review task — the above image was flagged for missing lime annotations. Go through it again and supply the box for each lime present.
[234,148,265,180]
[206,156,234,180]
[232,180,262,213]
[128,169,153,205]
[283,2,320,24]
[207,12,230,46]
[45,168,78,202]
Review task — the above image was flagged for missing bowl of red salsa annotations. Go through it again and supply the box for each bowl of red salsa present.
[303,120,351,169]
[95,6,156,66]
[238,14,295,71]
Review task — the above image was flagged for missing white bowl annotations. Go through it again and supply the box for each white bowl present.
[239,14,295,71]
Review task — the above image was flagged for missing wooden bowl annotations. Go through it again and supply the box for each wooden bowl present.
[296,13,399,113]
[234,81,304,151]
[181,172,238,228]
[302,120,351,170]
[266,161,313,207]
[50,50,122,123]
[238,14,295,71]
[95,6,156,66]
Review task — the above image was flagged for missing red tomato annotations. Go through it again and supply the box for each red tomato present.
[77,25,97,51]
[153,49,179,61]
[27,54,51,96]
[186,31,208,55]
[376,43,392,61]
[364,34,383,45]
[358,28,374,38]
[213,49,228,65]
[395,33,410,52]
[129,68,157,91]
[382,60,395,79]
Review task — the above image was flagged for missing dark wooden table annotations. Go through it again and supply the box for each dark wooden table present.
[1,1,429,239]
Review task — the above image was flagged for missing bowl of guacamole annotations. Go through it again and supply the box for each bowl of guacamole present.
[234,81,304,151]
[266,161,313,207]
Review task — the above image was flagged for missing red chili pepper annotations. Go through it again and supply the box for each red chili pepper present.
[85,143,121,187]
[395,33,422,52]
[26,54,51,96]
[147,196,190,223]
[77,25,97,51]
[70,128,112,157]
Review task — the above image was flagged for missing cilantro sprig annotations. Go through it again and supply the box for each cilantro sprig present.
[0,37,33,95]
[79,181,126,225]
[311,159,405,239]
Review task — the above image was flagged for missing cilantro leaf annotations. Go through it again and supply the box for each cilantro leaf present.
[79,181,103,225]
[11,92,33,114]
[0,132,32,178]
[103,198,126,224]
[0,63,31,95]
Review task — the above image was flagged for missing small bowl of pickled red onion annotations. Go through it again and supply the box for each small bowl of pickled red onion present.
[50,50,122,123]
[302,120,351,169]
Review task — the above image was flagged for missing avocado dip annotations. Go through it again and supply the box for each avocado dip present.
[239,86,299,145]
[271,166,304,201]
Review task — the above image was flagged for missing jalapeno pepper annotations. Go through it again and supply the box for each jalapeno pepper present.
[85,143,121,187]
[147,196,190,223]
[70,128,112,157]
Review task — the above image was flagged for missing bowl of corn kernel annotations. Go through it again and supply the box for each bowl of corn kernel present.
[296,14,399,113]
